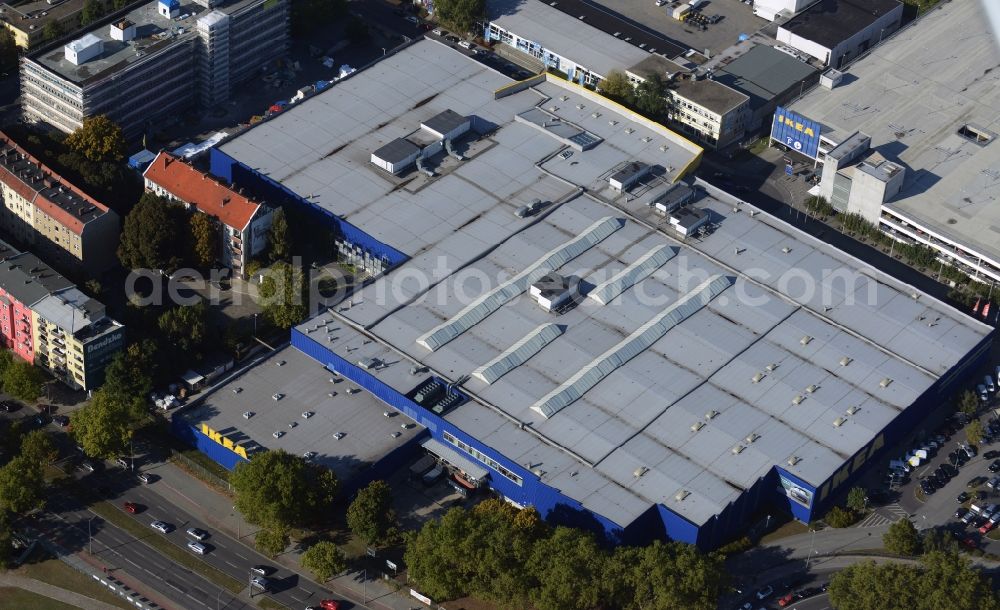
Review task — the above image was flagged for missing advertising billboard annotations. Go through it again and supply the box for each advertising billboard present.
[778,474,814,508]
[771,106,822,159]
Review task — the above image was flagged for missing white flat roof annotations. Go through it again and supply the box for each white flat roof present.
[487,0,653,78]
[789,0,1000,266]
[221,40,991,528]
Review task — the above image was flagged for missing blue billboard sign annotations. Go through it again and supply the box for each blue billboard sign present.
[771,106,822,159]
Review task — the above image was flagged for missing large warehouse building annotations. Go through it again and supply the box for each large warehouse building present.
[781,0,1000,284]
[184,39,994,548]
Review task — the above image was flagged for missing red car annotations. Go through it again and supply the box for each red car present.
[123,502,139,514]
[979,521,995,535]
[778,592,797,607]
[963,537,978,549]
[320,600,341,610]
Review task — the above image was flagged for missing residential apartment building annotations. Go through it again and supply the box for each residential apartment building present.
[0,241,123,389]
[0,132,119,276]
[0,0,86,50]
[142,151,272,274]
[21,0,289,138]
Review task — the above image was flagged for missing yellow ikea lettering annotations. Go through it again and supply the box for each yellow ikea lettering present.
[803,127,814,137]
[200,423,249,459]
[794,122,803,132]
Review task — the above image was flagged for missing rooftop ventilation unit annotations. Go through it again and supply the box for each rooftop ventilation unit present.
[781,247,791,253]
[591,112,601,118]
[840,356,852,367]
[675,490,690,501]
[766,363,778,372]
[800,335,812,345]
[633,466,649,478]
[745,433,760,444]
[792,395,805,405]
[833,417,846,427]
[787,456,801,466]
[732,444,746,455]
[846,405,860,415]
[705,409,719,420]
[691,421,705,432]
[624,127,634,134]
[751,372,764,383]
[880,378,893,388]
[560,95,569,101]
[805,384,818,394]
[576,104,584,109]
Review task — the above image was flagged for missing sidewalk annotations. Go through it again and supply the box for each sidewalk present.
[0,573,122,610]
[146,457,420,610]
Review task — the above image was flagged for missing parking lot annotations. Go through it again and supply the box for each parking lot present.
[590,0,768,57]
[862,363,1000,553]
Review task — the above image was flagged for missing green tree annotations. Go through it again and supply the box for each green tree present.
[118,193,188,272]
[598,70,634,103]
[301,541,347,581]
[19,429,57,465]
[435,0,486,34]
[346,480,395,546]
[825,505,858,528]
[230,449,338,530]
[606,540,726,610]
[0,511,13,569]
[632,74,667,120]
[2,361,44,401]
[267,208,290,263]
[113,0,128,8]
[189,213,218,269]
[404,507,475,601]
[71,387,145,459]
[42,20,64,42]
[0,28,17,73]
[157,301,209,361]
[254,526,289,558]
[258,261,306,330]
[957,390,979,417]
[0,455,45,513]
[528,527,605,610]
[830,553,1000,610]
[80,0,103,25]
[921,527,960,555]
[64,115,125,163]
[883,519,921,556]
[965,419,984,447]
[846,487,868,514]
[101,341,155,411]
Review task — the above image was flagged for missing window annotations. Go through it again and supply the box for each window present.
[957,124,993,146]
[442,431,523,485]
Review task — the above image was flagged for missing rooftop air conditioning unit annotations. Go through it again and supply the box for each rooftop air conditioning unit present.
[633,466,649,478]
[880,378,893,388]
[675,490,690,501]
[705,409,719,420]
[787,456,801,466]
[766,363,778,372]
[840,357,852,366]
[805,384,818,394]
[847,405,860,415]
[800,335,812,345]
[833,417,846,427]
[691,421,705,432]
[745,433,760,444]
[751,372,764,383]
[792,395,804,405]
[732,444,746,455]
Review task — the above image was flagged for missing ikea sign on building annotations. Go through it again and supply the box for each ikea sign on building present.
[771,106,822,159]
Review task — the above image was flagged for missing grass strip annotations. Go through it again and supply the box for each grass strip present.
[0,586,80,610]
[17,549,133,609]
[88,500,245,594]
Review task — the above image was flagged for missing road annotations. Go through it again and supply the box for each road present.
[53,463,357,610]
[35,492,254,610]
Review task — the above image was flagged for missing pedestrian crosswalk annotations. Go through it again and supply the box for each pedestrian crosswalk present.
[856,503,909,528]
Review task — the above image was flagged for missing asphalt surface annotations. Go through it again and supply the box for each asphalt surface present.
[59,462,355,610]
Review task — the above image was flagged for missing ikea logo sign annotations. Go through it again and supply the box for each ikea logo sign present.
[778,116,816,137]
[201,423,249,459]
[771,106,822,159]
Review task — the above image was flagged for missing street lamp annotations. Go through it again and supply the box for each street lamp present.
[88,516,96,555]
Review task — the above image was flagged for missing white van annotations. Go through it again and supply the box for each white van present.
[457,40,472,50]
[986,375,996,394]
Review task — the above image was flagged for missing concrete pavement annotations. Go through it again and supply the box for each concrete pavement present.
[0,573,122,610]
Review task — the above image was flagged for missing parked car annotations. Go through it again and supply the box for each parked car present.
[187,541,207,555]
[968,476,987,488]
[756,585,773,600]
[958,491,970,503]
[136,472,152,484]
[956,507,969,519]
[319,601,341,610]
[123,502,139,514]
[984,451,1000,460]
